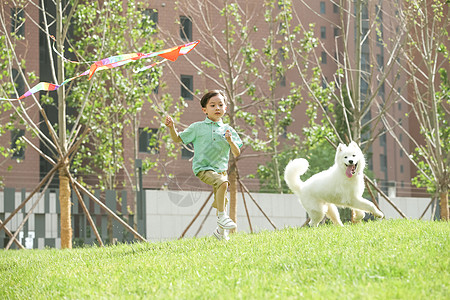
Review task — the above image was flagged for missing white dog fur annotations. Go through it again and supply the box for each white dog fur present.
[284,141,384,227]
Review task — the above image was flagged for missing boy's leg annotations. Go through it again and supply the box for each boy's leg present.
[215,182,228,212]
[197,170,229,210]
[196,170,236,230]
[215,182,236,230]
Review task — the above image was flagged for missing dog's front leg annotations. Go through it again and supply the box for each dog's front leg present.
[352,197,384,218]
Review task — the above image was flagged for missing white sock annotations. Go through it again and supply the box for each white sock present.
[218,211,225,218]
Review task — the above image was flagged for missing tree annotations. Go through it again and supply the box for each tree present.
[383,0,449,220]
[159,0,305,225]
[0,0,162,248]
[287,0,406,150]
[0,0,74,248]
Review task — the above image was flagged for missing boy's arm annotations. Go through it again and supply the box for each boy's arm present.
[165,116,182,143]
[225,130,241,158]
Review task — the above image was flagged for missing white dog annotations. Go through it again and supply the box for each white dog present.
[284,141,384,227]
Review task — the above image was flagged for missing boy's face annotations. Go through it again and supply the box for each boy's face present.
[202,94,227,122]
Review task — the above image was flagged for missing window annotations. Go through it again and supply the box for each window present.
[180,75,193,100]
[378,82,385,100]
[11,129,25,159]
[278,47,286,61]
[375,5,383,21]
[321,77,327,89]
[360,79,369,98]
[333,27,340,37]
[376,53,384,71]
[377,24,384,45]
[320,2,326,14]
[361,44,370,71]
[320,26,326,39]
[143,9,158,30]
[11,68,25,98]
[400,165,404,173]
[362,4,368,19]
[380,154,387,172]
[279,75,286,87]
[139,128,159,153]
[180,16,192,41]
[379,134,386,147]
[333,3,339,13]
[182,143,194,159]
[321,51,327,64]
[11,7,24,37]
[153,84,159,94]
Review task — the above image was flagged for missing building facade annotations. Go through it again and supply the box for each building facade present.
[1,0,423,200]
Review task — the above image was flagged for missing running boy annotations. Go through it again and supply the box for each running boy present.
[165,90,242,240]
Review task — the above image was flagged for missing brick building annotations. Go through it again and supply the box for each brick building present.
[1,0,425,199]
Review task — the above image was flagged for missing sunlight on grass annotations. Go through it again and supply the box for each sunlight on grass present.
[1,219,448,299]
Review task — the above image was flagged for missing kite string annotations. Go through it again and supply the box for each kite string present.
[49,34,96,64]
[0,40,200,101]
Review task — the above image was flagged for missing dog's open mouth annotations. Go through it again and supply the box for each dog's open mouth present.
[345,163,358,178]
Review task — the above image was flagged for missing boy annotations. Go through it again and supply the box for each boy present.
[165,90,242,240]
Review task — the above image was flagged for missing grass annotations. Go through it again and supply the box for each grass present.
[0,219,448,299]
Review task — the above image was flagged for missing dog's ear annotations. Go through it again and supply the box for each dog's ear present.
[337,143,345,152]
[349,141,358,148]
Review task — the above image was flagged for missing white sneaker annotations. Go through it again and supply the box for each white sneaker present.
[213,227,230,241]
[217,214,237,230]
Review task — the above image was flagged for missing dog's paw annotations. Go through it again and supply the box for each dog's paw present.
[374,210,384,219]
[352,209,365,222]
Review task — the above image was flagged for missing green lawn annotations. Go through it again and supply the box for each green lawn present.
[1,219,448,299]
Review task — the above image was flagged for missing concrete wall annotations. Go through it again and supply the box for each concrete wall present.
[1,189,435,248]
[145,190,435,241]
[145,190,307,241]
[378,196,433,220]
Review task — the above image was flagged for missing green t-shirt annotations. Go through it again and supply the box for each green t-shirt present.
[179,117,243,175]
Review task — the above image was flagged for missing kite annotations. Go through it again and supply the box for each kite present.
[1,40,200,101]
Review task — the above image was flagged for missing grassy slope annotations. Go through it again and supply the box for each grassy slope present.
[0,219,449,299]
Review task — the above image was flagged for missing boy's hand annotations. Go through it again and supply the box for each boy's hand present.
[225,129,241,158]
[225,130,232,142]
[165,115,182,143]
[165,115,174,128]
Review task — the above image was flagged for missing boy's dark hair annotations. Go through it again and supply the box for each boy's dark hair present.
[200,90,227,108]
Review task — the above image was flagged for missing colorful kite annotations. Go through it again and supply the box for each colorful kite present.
[1,40,200,101]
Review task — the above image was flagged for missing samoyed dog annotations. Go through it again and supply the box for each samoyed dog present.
[284,141,384,227]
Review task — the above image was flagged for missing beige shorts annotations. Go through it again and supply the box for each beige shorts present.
[196,170,229,209]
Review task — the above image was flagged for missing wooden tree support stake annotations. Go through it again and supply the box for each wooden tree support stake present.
[0,219,24,250]
[0,163,59,233]
[364,178,380,210]
[238,179,277,230]
[364,176,407,218]
[194,205,214,238]
[239,181,253,233]
[419,197,436,220]
[301,218,311,228]
[179,192,213,239]
[431,198,438,220]
[5,172,55,250]
[70,179,104,247]
[73,179,147,242]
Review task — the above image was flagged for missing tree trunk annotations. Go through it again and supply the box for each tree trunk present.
[440,191,449,221]
[59,160,72,248]
[56,0,71,248]
[228,161,238,233]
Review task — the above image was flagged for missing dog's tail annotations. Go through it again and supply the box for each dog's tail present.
[284,158,309,195]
